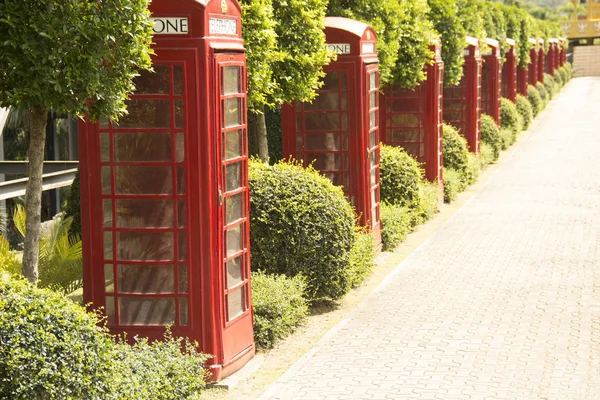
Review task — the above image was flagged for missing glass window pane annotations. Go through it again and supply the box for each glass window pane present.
[226,224,243,257]
[370,73,377,90]
[105,296,115,325]
[223,66,241,94]
[175,132,185,162]
[370,92,377,109]
[306,153,341,171]
[175,100,184,129]
[115,166,172,195]
[105,264,114,293]
[341,114,348,130]
[225,129,242,160]
[370,168,377,187]
[370,131,377,148]
[224,98,242,127]
[370,111,377,129]
[116,199,173,228]
[225,163,242,192]
[100,133,110,161]
[226,193,243,224]
[174,65,183,95]
[340,73,347,90]
[133,65,170,94]
[177,199,186,228]
[117,231,173,261]
[102,166,111,194]
[103,199,113,227]
[227,256,243,289]
[303,113,339,131]
[117,99,171,129]
[177,166,186,195]
[303,92,340,111]
[178,232,187,261]
[179,298,188,326]
[117,264,174,293]
[114,132,172,162]
[179,265,188,293]
[304,133,340,151]
[104,231,113,260]
[341,94,347,111]
[119,297,175,326]
[227,287,245,321]
[296,134,303,151]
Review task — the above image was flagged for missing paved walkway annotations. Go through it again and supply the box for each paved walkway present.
[261,78,600,400]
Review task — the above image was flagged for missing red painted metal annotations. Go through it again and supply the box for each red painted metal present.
[538,39,545,84]
[559,38,567,66]
[528,39,538,86]
[281,17,382,249]
[517,67,528,96]
[547,39,558,76]
[502,38,517,103]
[78,0,254,382]
[380,42,444,189]
[443,36,482,154]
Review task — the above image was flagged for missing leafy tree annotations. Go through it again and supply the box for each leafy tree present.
[0,0,153,283]
[458,0,487,46]
[427,0,466,85]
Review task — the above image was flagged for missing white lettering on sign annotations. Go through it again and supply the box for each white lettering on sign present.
[209,18,237,35]
[361,43,375,54]
[151,18,189,35]
[327,43,351,55]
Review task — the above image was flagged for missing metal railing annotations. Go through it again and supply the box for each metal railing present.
[0,161,79,201]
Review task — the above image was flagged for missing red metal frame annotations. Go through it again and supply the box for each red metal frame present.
[443,36,482,154]
[559,38,567,66]
[528,39,538,86]
[79,0,254,382]
[482,38,502,125]
[502,39,517,103]
[380,42,444,188]
[517,66,528,96]
[281,17,381,249]
[547,39,558,76]
[538,39,545,84]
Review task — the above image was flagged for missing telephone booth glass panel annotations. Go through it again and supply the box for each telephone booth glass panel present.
[100,62,190,328]
[367,68,380,230]
[443,75,467,135]
[294,71,352,201]
[383,85,426,162]
[217,57,250,325]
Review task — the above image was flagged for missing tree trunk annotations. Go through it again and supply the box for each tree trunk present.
[248,108,269,162]
[21,105,48,284]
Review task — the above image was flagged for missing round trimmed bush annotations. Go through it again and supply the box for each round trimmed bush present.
[536,82,548,105]
[442,168,466,203]
[516,94,533,131]
[346,228,374,288]
[543,74,557,99]
[0,274,114,399]
[527,84,543,117]
[480,114,501,161]
[379,144,423,209]
[558,67,568,86]
[248,159,355,301]
[500,97,520,138]
[442,123,469,175]
[554,70,564,88]
[251,271,309,349]
[380,203,412,251]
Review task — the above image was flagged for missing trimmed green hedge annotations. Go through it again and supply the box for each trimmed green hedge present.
[536,81,548,107]
[379,144,423,210]
[527,84,543,117]
[248,159,355,301]
[516,94,533,131]
[380,203,412,251]
[500,97,520,139]
[346,228,375,288]
[480,114,502,160]
[442,123,469,175]
[443,168,466,203]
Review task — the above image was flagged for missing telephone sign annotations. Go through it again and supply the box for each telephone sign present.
[151,17,189,35]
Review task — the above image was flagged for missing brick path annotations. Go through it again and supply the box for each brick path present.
[260,78,600,400]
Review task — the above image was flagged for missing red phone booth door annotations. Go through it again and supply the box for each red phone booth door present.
[366,67,381,238]
[443,76,468,136]
[215,53,253,362]
[100,49,194,333]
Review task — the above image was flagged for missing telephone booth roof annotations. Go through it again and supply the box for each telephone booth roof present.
[484,38,501,58]
[324,17,377,61]
[465,36,479,48]
[506,38,516,48]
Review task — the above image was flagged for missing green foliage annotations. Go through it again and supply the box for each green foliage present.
[64,171,81,237]
[0,0,153,121]
[248,159,355,301]
[413,181,440,225]
[463,152,481,185]
[427,0,466,85]
[442,123,469,175]
[553,69,564,87]
[443,168,467,203]
[265,106,283,163]
[458,0,487,46]
[499,128,516,150]
[111,333,209,400]
[536,81,549,106]
[479,1,507,54]
[543,73,558,99]
[516,94,534,130]
[479,142,496,167]
[251,271,309,349]
[346,228,375,288]
[379,144,423,209]
[0,235,21,277]
[13,205,82,294]
[480,114,502,161]
[557,67,568,86]
[380,203,413,251]
[564,62,573,79]
[527,84,543,116]
[500,97,520,138]
[0,274,115,399]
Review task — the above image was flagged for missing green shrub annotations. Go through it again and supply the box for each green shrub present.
[0,274,115,399]
[479,142,495,167]
[248,159,355,301]
[111,333,209,400]
[265,106,283,163]
[565,62,573,79]
[499,128,515,150]
[346,228,375,288]
[413,181,439,225]
[251,271,309,349]
[554,70,564,88]
[558,67,568,86]
[64,170,81,237]
[500,97,520,138]
[527,84,543,117]
[536,82,548,106]
[379,144,422,209]
[463,152,481,185]
[0,235,21,277]
[543,73,557,99]
[443,168,466,203]
[380,202,413,251]
[480,114,501,161]
[442,123,469,175]
[516,94,533,131]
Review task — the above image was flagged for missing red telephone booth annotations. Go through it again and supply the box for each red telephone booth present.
[553,39,561,70]
[481,39,502,125]
[443,36,482,154]
[380,40,444,188]
[559,38,567,66]
[528,38,538,86]
[78,0,254,381]
[502,38,517,103]
[546,39,557,76]
[281,17,382,248]
[538,39,545,83]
